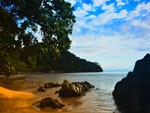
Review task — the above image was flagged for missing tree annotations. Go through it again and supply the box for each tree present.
[0,0,75,76]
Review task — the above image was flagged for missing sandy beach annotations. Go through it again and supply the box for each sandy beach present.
[0,75,69,113]
[0,73,120,113]
[0,75,93,113]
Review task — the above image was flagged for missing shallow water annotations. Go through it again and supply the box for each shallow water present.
[0,72,127,113]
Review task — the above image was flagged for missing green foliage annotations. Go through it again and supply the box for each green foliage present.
[34,48,103,73]
[57,51,103,72]
[0,0,102,76]
[0,0,75,76]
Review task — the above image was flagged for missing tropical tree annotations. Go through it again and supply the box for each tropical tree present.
[0,0,75,76]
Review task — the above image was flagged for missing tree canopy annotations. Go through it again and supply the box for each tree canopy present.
[0,0,103,76]
[0,0,75,75]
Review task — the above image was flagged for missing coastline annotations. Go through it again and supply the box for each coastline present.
[0,75,88,113]
[0,75,62,113]
[0,73,116,113]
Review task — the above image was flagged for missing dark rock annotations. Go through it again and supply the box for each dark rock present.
[113,54,150,113]
[37,86,46,92]
[44,82,61,89]
[40,97,65,108]
[55,90,59,94]
[96,88,99,90]
[58,80,94,97]
[37,82,61,92]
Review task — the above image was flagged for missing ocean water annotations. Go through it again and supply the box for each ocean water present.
[28,72,127,113]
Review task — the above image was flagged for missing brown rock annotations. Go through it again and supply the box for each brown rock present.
[37,86,46,92]
[40,97,65,108]
[44,82,61,89]
[58,80,94,97]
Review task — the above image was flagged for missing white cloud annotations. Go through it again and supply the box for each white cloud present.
[119,10,128,18]
[132,19,150,29]
[86,15,96,19]
[116,0,126,6]
[93,0,110,7]
[74,3,95,17]
[102,3,115,12]
[126,2,150,20]
[120,13,150,39]
[73,3,97,32]
[73,17,97,32]
[73,18,86,32]
[90,9,128,25]
[83,3,93,11]
[74,7,89,17]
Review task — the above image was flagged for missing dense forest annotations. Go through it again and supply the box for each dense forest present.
[0,0,103,77]
[34,45,103,73]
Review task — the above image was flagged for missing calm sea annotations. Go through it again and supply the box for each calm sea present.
[28,72,127,113]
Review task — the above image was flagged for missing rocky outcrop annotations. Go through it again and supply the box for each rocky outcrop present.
[113,54,150,113]
[37,82,61,92]
[40,97,64,108]
[58,80,94,97]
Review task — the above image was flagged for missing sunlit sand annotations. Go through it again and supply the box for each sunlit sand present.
[0,75,79,113]
[0,86,34,99]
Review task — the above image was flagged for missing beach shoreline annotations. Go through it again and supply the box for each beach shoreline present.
[0,75,90,113]
[0,73,117,113]
[0,75,65,113]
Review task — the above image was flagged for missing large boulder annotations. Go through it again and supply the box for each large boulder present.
[113,54,150,113]
[58,80,94,97]
[40,97,65,108]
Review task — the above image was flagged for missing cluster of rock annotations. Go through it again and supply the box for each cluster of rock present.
[37,82,61,92]
[38,80,95,109]
[58,80,95,97]
[113,54,150,113]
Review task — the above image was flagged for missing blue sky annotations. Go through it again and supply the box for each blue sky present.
[61,0,150,72]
